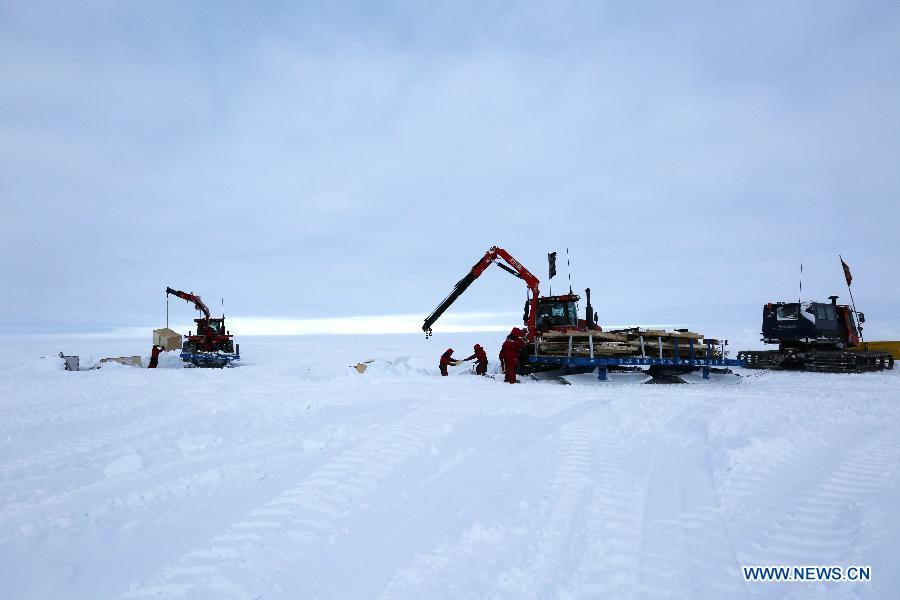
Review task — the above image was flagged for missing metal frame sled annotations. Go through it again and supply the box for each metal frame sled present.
[180,347,241,368]
[530,336,745,385]
[560,370,654,385]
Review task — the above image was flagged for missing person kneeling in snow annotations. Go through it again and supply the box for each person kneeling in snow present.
[439,348,459,376]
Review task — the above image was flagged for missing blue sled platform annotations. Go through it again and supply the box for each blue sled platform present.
[180,350,241,368]
[529,354,745,381]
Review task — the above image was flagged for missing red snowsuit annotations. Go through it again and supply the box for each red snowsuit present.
[148,344,163,369]
[439,348,456,376]
[500,335,523,383]
[465,344,488,375]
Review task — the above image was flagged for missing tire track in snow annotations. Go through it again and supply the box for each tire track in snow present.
[0,424,360,543]
[557,408,643,599]
[120,403,465,599]
[717,432,858,516]
[490,413,595,598]
[0,404,206,510]
[636,403,746,600]
[0,398,407,538]
[733,431,900,570]
[0,385,353,511]
[381,402,620,599]
[0,393,159,439]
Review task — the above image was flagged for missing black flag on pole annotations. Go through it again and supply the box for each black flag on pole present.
[841,257,852,286]
[548,252,557,279]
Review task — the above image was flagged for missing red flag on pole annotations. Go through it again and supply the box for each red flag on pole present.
[840,257,852,286]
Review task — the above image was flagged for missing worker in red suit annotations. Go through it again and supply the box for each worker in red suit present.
[500,328,525,383]
[464,344,488,375]
[439,348,457,376]
[511,328,526,354]
[499,328,524,375]
[148,344,164,369]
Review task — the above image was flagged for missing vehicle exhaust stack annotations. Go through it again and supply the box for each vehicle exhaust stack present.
[585,288,594,329]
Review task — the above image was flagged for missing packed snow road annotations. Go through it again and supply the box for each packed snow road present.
[0,334,898,599]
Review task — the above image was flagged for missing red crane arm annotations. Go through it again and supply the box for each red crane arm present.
[422,246,541,337]
[166,287,211,320]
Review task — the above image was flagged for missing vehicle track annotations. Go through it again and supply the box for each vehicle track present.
[636,402,746,600]
[489,413,596,598]
[0,418,379,543]
[0,404,210,511]
[0,383,400,515]
[0,390,159,439]
[557,408,643,599]
[0,391,421,539]
[120,403,466,599]
[733,430,900,570]
[381,401,637,599]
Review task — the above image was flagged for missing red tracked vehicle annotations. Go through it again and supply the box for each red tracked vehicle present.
[166,286,239,367]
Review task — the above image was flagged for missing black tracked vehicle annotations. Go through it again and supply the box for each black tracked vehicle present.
[738,296,893,373]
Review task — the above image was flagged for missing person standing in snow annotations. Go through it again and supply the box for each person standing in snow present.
[439,348,457,376]
[500,328,524,383]
[148,344,164,369]
[464,343,488,375]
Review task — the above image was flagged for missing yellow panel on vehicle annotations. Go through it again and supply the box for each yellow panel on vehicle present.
[850,341,900,359]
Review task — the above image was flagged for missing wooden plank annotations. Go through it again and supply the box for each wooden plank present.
[539,330,628,342]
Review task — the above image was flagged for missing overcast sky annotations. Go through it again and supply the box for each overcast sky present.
[2,1,899,337]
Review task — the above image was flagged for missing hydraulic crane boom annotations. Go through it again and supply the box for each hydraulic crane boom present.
[166,287,211,320]
[422,246,540,338]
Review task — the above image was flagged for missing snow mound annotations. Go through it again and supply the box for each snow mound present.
[350,357,428,378]
[149,351,187,369]
[104,453,144,478]
[5,355,66,377]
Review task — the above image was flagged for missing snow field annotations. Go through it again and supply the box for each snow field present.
[0,334,898,599]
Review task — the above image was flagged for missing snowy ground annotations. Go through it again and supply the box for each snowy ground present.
[1,333,898,599]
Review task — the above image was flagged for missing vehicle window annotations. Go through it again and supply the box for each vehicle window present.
[815,305,828,320]
[825,305,836,320]
[538,302,578,326]
[776,305,799,320]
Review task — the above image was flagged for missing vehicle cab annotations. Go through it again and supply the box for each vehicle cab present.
[526,294,581,332]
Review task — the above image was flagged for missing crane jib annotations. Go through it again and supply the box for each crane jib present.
[422,271,477,333]
[166,287,211,320]
[422,246,542,337]
[496,262,523,278]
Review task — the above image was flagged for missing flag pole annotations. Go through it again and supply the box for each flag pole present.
[839,254,862,340]
[798,263,802,307]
